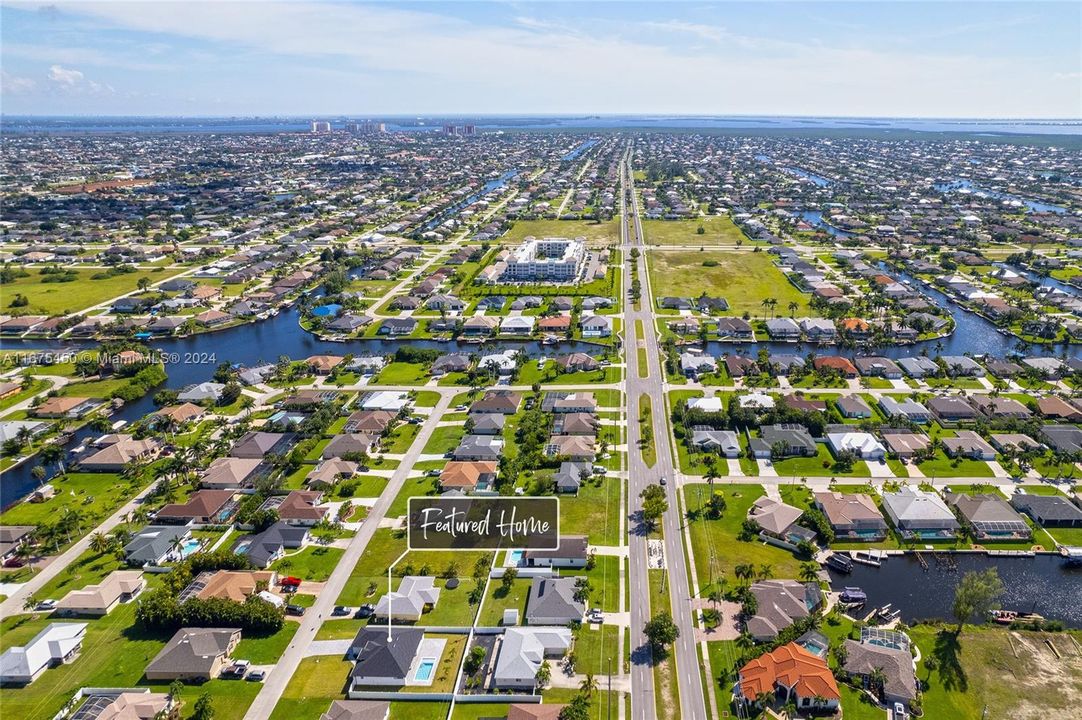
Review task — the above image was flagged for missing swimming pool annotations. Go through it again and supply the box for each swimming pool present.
[179,538,202,558]
[414,658,436,682]
[507,550,524,565]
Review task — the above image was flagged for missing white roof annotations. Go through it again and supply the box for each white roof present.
[373,575,441,618]
[738,392,775,410]
[360,391,410,412]
[493,627,572,684]
[0,623,86,682]
[827,432,886,456]
[688,397,723,413]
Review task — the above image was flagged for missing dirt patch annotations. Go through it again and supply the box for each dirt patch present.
[1004,632,1082,719]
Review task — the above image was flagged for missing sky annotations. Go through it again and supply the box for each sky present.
[1,1,1080,118]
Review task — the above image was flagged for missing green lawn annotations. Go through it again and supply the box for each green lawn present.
[373,362,429,386]
[648,569,679,720]
[1,267,185,315]
[560,475,622,546]
[0,604,260,720]
[682,484,803,592]
[0,472,145,548]
[35,548,125,600]
[270,546,345,582]
[501,219,619,246]
[639,394,656,468]
[906,624,1082,719]
[562,554,620,612]
[268,655,352,720]
[384,423,421,454]
[771,444,870,477]
[573,624,621,676]
[235,622,299,664]
[477,576,532,626]
[422,424,466,455]
[336,528,491,607]
[642,216,751,247]
[647,249,811,317]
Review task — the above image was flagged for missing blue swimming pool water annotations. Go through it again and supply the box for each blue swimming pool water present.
[414,659,436,682]
[179,539,202,557]
[508,550,524,565]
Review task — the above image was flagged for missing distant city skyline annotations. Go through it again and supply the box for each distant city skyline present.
[2,1,1079,118]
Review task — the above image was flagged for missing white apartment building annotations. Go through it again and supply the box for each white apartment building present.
[501,236,587,282]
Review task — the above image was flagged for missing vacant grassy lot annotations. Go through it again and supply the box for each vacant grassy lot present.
[560,475,622,546]
[501,219,620,246]
[682,484,802,592]
[907,625,1082,719]
[647,250,812,317]
[268,654,352,720]
[642,216,750,247]
[0,604,261,720]
[2,267,186,315]
[271,546,345,582]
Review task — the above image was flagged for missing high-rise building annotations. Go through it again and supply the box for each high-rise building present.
[310,121,331,133]
[346,121,385,134]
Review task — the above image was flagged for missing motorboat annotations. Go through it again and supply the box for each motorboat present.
[826,553,853,573]
[839,587,867,604]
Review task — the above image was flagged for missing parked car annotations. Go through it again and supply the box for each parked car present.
[223,660,250,679]
[285,604,306,616]
[893,703,907,720]
[246,670,266,682]
[36,599,57,611]
[587,609,604,624]
[354,604,375,619]
[332,605,351,616]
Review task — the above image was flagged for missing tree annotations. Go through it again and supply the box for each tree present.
[579,673,598,695]
[89,532,112,555]
[640,484,668,528]
[168,680,184,702]
[799,562,820,583]
[952,567,1004,632]
[191,692,214,720]
[501,567,517,591]
[535,659,551,688]
[643,612,680,650]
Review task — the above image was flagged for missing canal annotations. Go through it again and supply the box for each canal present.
[0,303,606,506]
[935,179,1069,215]
[827,552,1082,628]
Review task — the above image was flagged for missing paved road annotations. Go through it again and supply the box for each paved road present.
[242,392,453,720]
[622,157,708,720]
[622,154,658,720]
[0,478,159,616]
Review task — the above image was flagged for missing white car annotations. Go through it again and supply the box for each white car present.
[893,703,907,719]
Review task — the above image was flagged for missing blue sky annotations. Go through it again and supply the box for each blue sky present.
[2,1,1079,118]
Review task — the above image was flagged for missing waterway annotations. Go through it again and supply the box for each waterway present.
[6,116,1079,136]
[935,179,1069,215]
[783,167,832,187]
[562,139,598,162]
[423,169,519,231]
[0,303,603,506]
[797,210,853,238]
[827,552,1082,628]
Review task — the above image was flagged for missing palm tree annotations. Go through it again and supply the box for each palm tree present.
[734,563,755,585]
[89,532,111,555]
[579,673,598,696]
[788,301,798,317]
[23,595,39,612]
[868,666,888,698]
[799,561,820,583]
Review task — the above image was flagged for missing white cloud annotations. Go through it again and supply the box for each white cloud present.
[1,70,37,94]
[48,63,84,86]
[6,1,1080,117]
